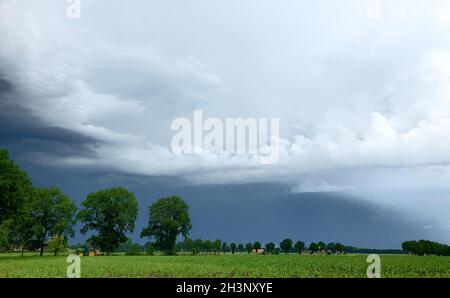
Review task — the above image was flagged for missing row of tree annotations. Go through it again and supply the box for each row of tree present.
[176,238,346,255]
[402,240,450,256]
[0,149,191,256]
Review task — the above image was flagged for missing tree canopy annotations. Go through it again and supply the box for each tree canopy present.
[78,187,138,255]
[30,187,77,256]
[141,196,191,255]
[0,149,32,224]
[402,240,450,256]
[294,241,305,254]
[280,238,293,254]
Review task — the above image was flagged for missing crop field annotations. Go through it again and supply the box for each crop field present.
[1,254,450,278]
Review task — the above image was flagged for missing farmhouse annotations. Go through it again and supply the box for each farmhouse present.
[251,248,265,254]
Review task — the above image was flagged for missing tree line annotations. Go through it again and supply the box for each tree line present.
[402,240,450,256]
[0,149,190,256]
[175,238,346,255]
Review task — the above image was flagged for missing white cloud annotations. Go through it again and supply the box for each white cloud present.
[2,0,450,191]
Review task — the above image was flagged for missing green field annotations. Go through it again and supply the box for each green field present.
[1,254,450,278]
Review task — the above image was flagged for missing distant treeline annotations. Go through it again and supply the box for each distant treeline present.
[71,238,404,256]
[343,246,404,254]
[402,240,450,256]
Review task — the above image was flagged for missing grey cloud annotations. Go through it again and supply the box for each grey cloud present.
[2,0,450,237]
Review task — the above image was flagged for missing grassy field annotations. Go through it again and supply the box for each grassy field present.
[1,253,450,278]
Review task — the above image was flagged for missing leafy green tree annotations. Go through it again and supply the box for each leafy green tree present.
[78,187,138,255]
[230,242,237,254]
[280,239,293,254]
[182,238,194,252]
[294,241,305,254]
[245,242,253,253]
[402,241,416,254]
[127,243,143,255]
[318,241,327,253]
[193,238,204,254]
[401,240,450,256]
[47,235,68,256]
[253,241,262,252]
[117,238,135,253]
[309,242,319,254]
[265,242,276,254]
[31,187,77,256]
[0,149,32,224]
[140,196,191,255]
[326,242,336,254]
[221,242,230,253]
[237,243,244,253]
[213,239,222,254]
[203,240,213,253]
[0,221,10,251]
[145,242,155,255]
[6,203,34,255]
[335,243,345,254]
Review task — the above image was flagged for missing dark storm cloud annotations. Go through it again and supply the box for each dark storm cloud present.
[176,184,440,249]
[20,168,438,248]
[0,76,12,94]
[0,75,98,161]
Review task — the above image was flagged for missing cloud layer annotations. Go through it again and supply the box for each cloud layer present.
[2,0,450,201]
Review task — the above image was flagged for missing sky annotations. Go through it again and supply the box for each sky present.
[1,0,450,247]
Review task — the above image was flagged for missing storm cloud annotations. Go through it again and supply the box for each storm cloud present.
[2,0,450,242]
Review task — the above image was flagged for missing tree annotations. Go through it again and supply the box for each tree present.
[78,187,138,256]
[47,235,67,256]
[117,238,134,253]
[203,240,213,253]
[221,242,230,253]
[145,242,155,255]
[127,243,143,255]
[245,243,253,253]
[213,239,222,254]
[0,221,10,252]
[0,149,32,224]
[401,240,450,256]
[265,242,276,254]
[30,187,77,256]
[318,241,327,253]
[280,239,293,254]
[140,196,191,255]
[193,239,204,254]
[326,242,336,254]
[253,241,262,252]
[230,242,237,254]
[6,201,35,255]
[294,241,305,254]
[237,243,244,253]
[181,238,194,252]
[335,243,345,254]
[309,242,319,254]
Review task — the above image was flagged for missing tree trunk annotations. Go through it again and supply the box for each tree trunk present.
[39,244,44,256]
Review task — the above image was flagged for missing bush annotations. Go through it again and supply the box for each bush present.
[126,243,143,255]
[145,244,155,255]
